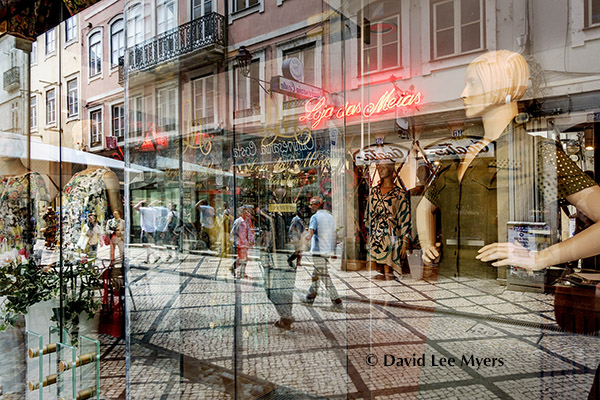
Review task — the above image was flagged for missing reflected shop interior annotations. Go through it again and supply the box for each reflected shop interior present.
[1,0,600,399]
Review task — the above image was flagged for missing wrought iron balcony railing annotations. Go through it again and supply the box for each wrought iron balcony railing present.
[3,66,20,92]
[127,12,225,72]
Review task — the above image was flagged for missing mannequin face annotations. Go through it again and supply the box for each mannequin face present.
[376,163,394,180]
[113,210,121,219]
[461,66,489,118]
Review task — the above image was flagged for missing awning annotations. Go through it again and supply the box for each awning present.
[0,132,159,173]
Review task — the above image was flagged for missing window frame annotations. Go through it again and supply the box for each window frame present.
[431,0,485,60]
[157,0,178,35]
[46,88,56,126]
[156,86,178,133]
[65,16,77,44]
[89,107,104,149]
[111,102,125,142]
[191,74,217,129]
[88,30,103,77]
[192,0,214,19]
[127,4,144,47]
[229,0,263,21]
[10,101,19,132]
[277,38,323,116]
[110,18,125,68]
[232,55,265,123]
[361,13,402,74]
[30,96,38,132]
[587,0,600,28]
[45,28,56,55]
[129,95,145,139]
[30,41,37,65]
[66,78,79,119]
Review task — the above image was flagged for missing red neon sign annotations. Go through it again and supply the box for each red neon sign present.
[299,89,422,129]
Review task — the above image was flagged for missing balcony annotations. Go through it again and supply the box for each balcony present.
[127,13,225,73]
[3,66,20,92]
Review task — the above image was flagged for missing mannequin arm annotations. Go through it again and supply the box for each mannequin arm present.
[478,185,600,269]
[416,197,441,264]
[103,170,123,216]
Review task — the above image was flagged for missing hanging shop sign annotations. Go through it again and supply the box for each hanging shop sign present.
[270,76,324,99]
[300,88,422,129]
[355,143,409,165]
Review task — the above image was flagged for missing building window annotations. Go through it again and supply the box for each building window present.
[234,0,259,12]
[157,87,177,131]
[431,0,484,59]
[110,19,124,67]
[192,75,215,127]
[89,32,102,77]
[31,41,37,64]
[235,59,260,118]
[65,16,77,43]
[112,104,125,140]
[67,78,78,118]
[30,96,37,131]
[588,0,600,27]
[46,89,56,125]
[130,96,145,137]
[192,0,213,19]
[11,101,19,132]
[90,109,103,148]
[362,15,400,73]
[46,28,56,55]
[282,44,316,109]
[157,0,177,34]
[127,4,144,46]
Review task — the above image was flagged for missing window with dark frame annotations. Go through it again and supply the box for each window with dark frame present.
[89,32,102,76]
[90,109,103,147]
[112,104,125,140]
[589,0,600,27]
[111,19,125,67]
[67,78,78,118]
[46,89,56,125]
[234,0,259,12]
[432,0,484,60]
[192,75,215,127]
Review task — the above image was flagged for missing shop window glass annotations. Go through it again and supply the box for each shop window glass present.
[432,0,483,59]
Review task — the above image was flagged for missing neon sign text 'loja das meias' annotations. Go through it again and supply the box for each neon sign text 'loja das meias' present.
[299,89,422,129]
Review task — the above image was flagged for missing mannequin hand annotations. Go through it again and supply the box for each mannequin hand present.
[476,242,549,271]
[422,242,441,265]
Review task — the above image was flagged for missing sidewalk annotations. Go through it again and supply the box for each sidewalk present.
[99,248,600,399]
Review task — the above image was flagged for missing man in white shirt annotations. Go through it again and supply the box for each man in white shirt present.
[134,199,160,263]
[302,197,342,310]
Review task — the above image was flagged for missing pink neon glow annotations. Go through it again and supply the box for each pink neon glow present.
[299,89,422,129]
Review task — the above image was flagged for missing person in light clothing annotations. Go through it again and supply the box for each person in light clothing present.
[302,197,342,310]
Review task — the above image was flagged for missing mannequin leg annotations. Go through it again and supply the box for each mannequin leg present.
[372,262,395,280]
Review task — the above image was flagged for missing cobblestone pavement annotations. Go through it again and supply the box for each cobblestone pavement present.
[97,246,600,399]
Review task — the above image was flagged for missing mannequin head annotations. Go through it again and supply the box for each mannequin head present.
[461,50,529,118]
[376,163,395,182]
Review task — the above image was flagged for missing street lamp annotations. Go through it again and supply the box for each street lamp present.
[236,46,252,77]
